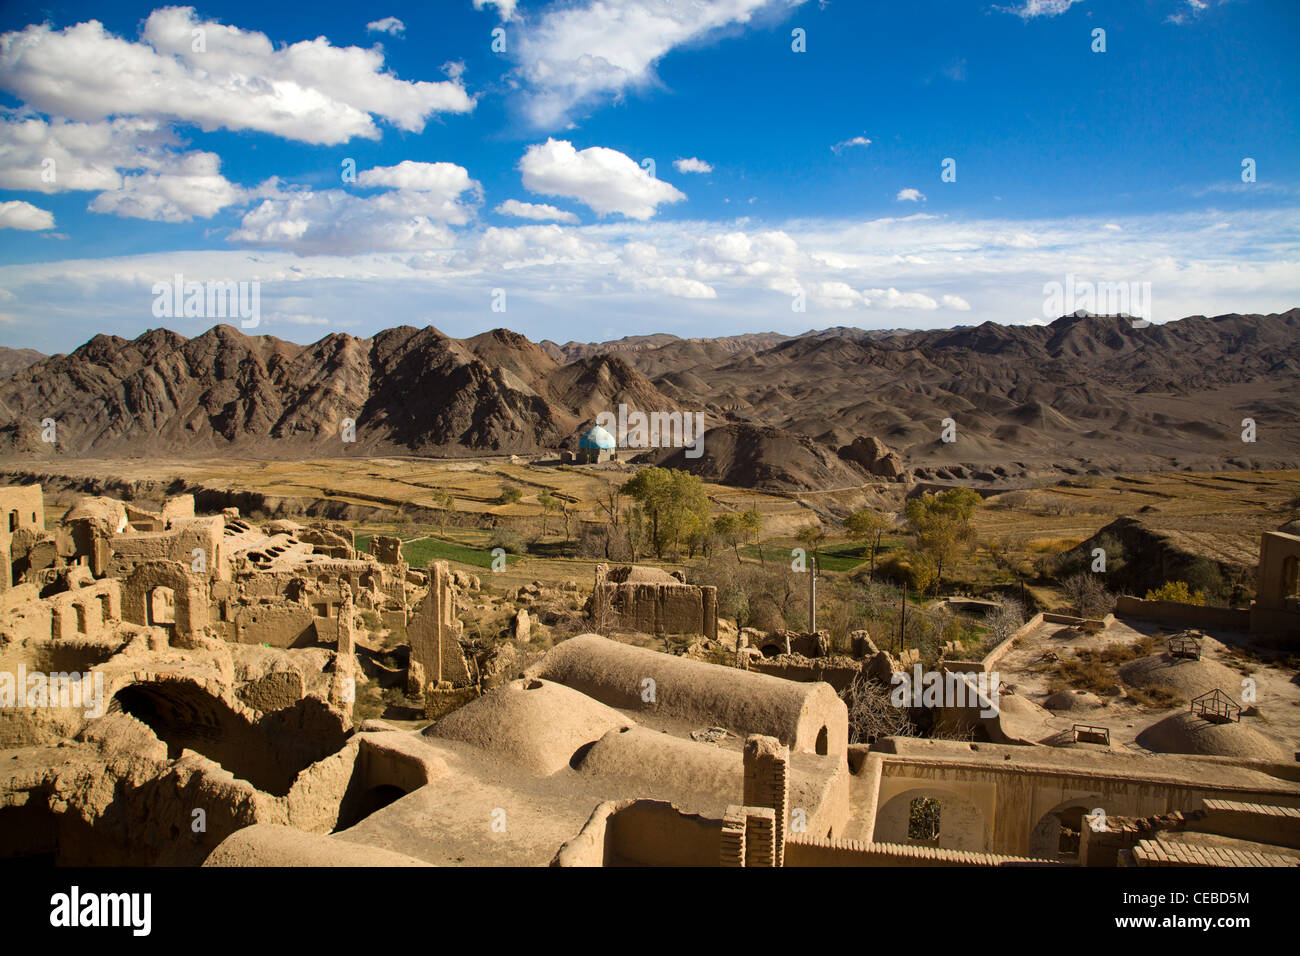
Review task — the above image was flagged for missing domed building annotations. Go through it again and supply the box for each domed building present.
[575,423,617,464]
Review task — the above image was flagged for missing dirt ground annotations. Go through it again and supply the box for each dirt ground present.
[992,615,1300,755]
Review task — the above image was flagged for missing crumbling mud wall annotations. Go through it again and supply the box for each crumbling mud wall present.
[589,564,717,640]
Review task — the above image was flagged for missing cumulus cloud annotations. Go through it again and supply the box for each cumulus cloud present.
[519,138,684,220]
[1166,0,1213,25]
[863,287,939,310]
[494,199,579,224]
[632,275,716,299]
[896,188,926,202]
[473,0,520,21]
[89,150,243,222]
[357,160,478,197]
[831,135,871,154]
[0,200,54,230]
[0,114,247,221]
[513,0,806,127]
[3,207,1297,348]
[366,17,405,35]
[0,115,166,192]
[996,0,1086,18]
[229,162,479,254]
[674,157,713,174]
[0,8,473,145]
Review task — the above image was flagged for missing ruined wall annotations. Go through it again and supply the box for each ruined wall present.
[0,485,44,536]
[108,518,226,582]
[1114,595,1251,631]
[407,561,470,689]
[591,564,717,639]
[233,604,318,648]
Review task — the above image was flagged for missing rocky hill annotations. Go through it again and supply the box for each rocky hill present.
[1,309,1297,489]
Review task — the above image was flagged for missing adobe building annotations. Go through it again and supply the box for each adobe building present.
[588,564,718,641]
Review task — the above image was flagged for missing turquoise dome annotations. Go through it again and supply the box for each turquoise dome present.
[579,424,616,450]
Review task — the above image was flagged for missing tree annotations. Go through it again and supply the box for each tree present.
[537,490,558,535]
[713,513,744,561]
[984,597,1026,648]
[620,467,711,560]
[794,523,826,562]
[904,549,938,596]
[905,488,981,593]
[430,487,455,534]
[497,485,523,505]
[845,507,891,580]
[739,508,764,565]
[1063,572,1115,617]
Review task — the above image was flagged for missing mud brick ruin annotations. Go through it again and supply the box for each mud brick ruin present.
[2,480,1300,868]
[588,563,717,641]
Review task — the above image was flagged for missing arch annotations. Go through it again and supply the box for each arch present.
[1027,795,1104,860]
[122,561,209,644]
[148,586,175,625]
[110,679,345,797]
[874,785,988,851]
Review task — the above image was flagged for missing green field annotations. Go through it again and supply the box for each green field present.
[354,533,519,571]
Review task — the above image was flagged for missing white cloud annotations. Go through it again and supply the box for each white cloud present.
[997,0,1086,18]
[519,138,685,220]
[473,0,520,21]
[494,199,580,224]
[1167,0,1213,25]
[896,188,926,202]
[1103,223,1122,231]
[229,162,479,254]
[0,8,473,146]
[366,17,406,35]
[633,275,716,299]
[357,160,478,196]
[3,207,1297,348]
[674,157,713,174]
[863,287,939,310]
[88,150,242,222]
[0,200,54,230]
[0,113,245,221]
[831,135,871,154]
[513,0,807,127]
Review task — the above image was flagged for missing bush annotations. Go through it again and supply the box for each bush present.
[488,529,526,555]
[497,485,523,505]
[1144,581,1205,606]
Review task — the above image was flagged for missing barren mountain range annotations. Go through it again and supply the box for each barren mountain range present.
[0,309,1297,490]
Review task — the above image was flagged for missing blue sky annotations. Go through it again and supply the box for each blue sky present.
[0,0,1296,353]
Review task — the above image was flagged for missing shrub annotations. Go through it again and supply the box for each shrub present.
[488,529,526,555]
[1144,581,1205,606]
[497,485,523,505]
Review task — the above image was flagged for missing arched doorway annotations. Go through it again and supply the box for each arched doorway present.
[1028,797,1103,860]
[874,786,988,851]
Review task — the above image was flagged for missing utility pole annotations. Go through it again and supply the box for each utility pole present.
[899,581,908,653]
[808,554,817,633]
